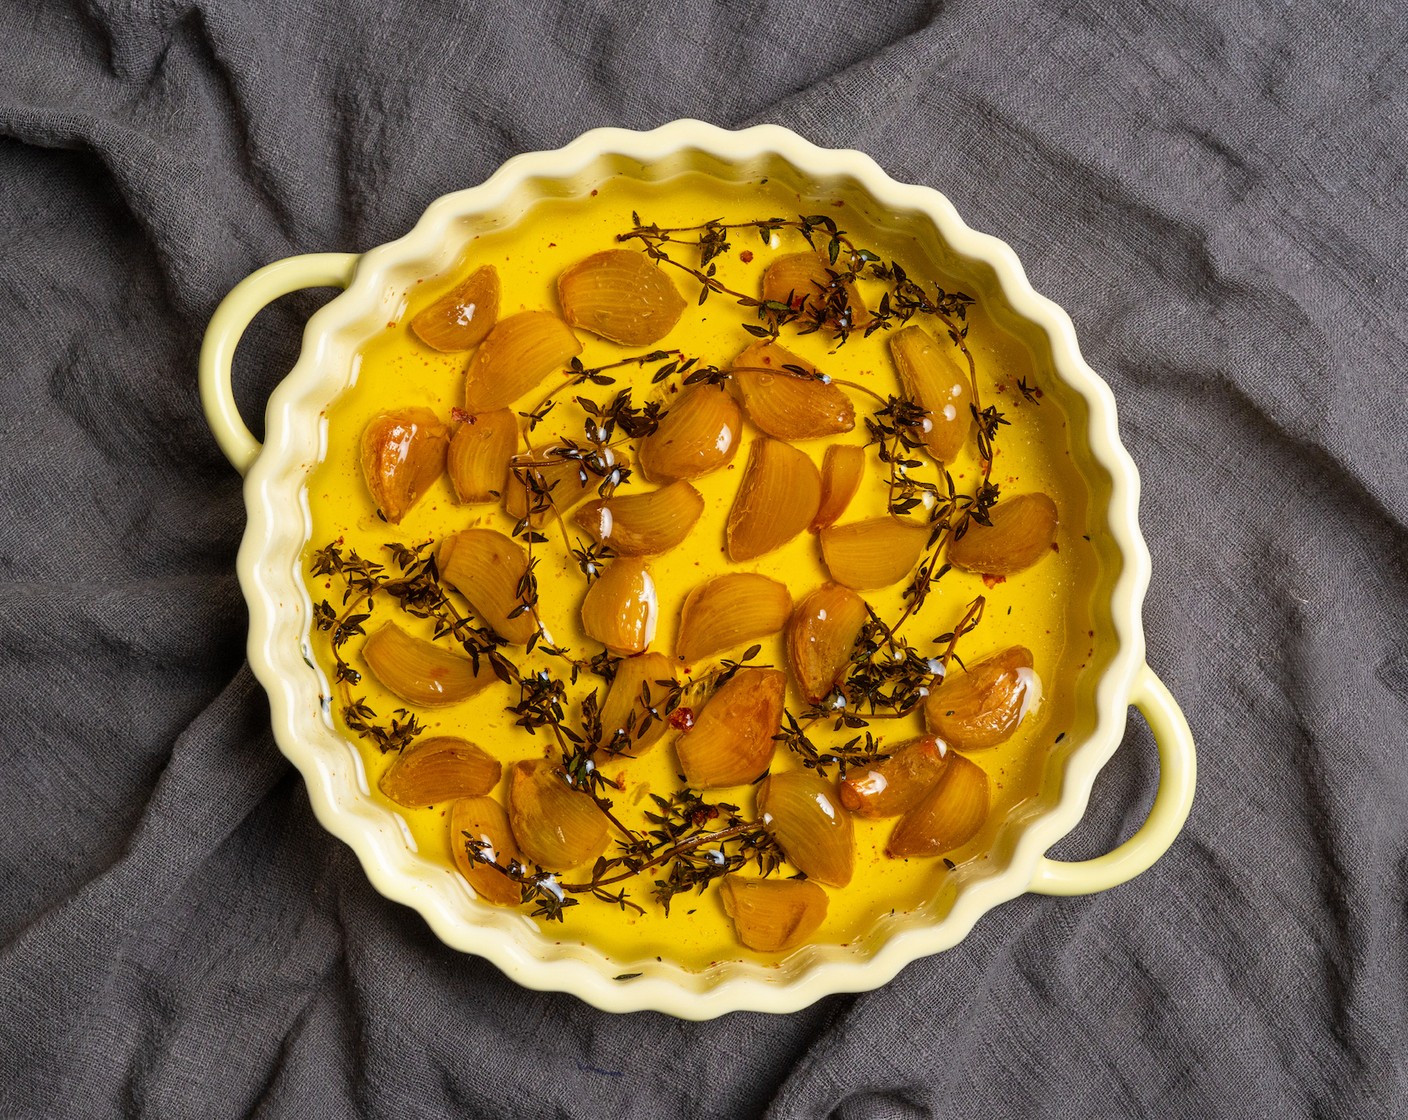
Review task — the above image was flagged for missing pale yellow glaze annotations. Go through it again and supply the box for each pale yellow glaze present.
[301,172,1099,969]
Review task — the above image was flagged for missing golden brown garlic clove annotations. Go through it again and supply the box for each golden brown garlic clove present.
[437,529,538,645]
[719,875,829,953]
[758,769,855,888]
[947,493,1059,575]
[410,265,500,352]
[446,409,517,503]
[819,517,928,589]
[581,558,658,656]
[463,311,582,412]
[361,622,494,707]
[886,752,989,858]
[449,796,522,907]
[923,646,1041,750]
[506,759,609,871]
[675,573,792,664]
[838,737,950,818]
[377,736,502,807]
[726,437,822,562]
[637,384,742,483]
[888,325,973,463]
[811,444,866,530]
[573,480,704,556]
[786,583,867,705]
[674,668,786,789]
[728,341,855,441]
[557,249,686,345]
[359,408,449,524]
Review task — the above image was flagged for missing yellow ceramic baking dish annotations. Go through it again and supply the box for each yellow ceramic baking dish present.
[198,119,1195,1018]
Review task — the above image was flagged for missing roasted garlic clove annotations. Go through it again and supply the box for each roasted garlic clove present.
[838,737,950,818]
[787,583,868,705]
[595,651,677,756]
[437,529,538,645]
[410,265,500,352]
[581,558,658,655]
[449,796,522,907]
[811,443,866,530]
[761,250,868,328]
[377,736,502,807]
[360,408,449,524]
[886,752,988,858]
[726,437,822,562]
[924,646,1041,750]
[637,385,742,483]
[758,769,855,888]
[447,409,517,503]
[504,445,628,528]
[819,517,928,589]
[719,875,829,953]
[728,341,855,440]
[888,325,973,463]
[674,668,785,788]
[361,622,493,707]
[557,249,686,345]
[675,573,792,664]
[573,480,703,556]
[507,759,609,870]
[463,311,582,412]
[947,493,1059,575]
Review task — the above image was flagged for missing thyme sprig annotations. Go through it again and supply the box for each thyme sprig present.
[458,845,593,921]
[862,392,1000,636]
[618,216,777,319]
[775,713,891,778]
[520,349,682,434]
[343,699,425,754]
[848,605,946,716]
[589,678,685,759]
[866,395,941,519]
[312,540,512,674]
[461,787,782,920]
[777,592,989,776]
[311,540,514,752]
[509,433,631,597]
[679,645,770,709]
[639,790,782,913]
[618,213,977,347]
[934,595,987,671]
[506,668,638,844]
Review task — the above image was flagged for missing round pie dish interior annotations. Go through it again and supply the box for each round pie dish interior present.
[199,120,1195,1018]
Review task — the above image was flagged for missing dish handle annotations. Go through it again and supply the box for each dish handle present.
[1028,664,1196,895]
[199,253,361,475]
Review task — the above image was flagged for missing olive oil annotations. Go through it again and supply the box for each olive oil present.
[303,172,1097,970]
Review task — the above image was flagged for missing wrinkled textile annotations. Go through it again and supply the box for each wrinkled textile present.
[2,2,1406,1117]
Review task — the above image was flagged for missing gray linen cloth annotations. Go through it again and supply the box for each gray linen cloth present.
[2,1,1405,1116]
